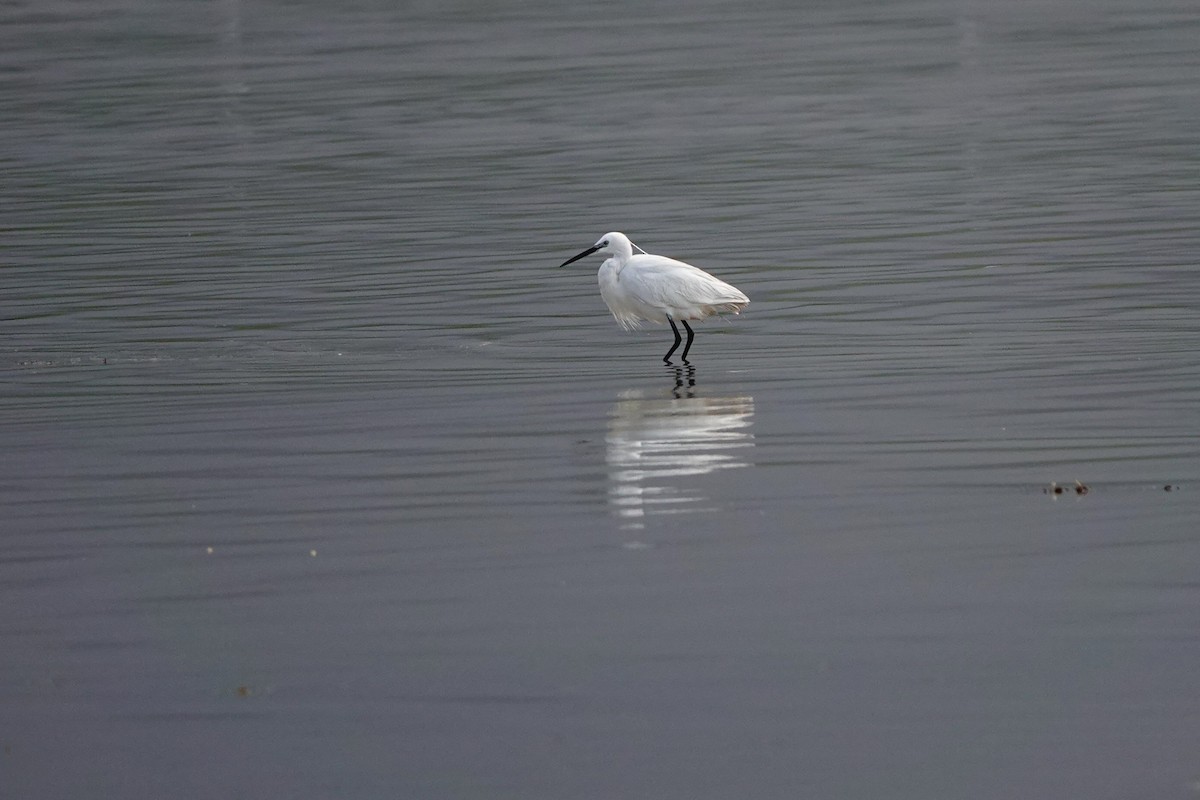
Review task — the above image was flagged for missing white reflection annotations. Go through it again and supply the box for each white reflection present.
[607,369,754,529]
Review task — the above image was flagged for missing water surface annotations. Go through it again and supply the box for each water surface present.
[3,0,1200,797]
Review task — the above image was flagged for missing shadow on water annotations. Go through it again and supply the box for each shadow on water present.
[670,362,695,397]
[606,365,755,530]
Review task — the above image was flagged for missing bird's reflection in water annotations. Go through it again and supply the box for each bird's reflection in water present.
[607,367,755,529]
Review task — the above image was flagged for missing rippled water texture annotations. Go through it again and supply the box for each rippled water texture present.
[4,0,1200,797]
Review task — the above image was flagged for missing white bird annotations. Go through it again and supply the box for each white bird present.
[559,231,749,363]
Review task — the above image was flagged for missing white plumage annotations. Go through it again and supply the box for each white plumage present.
[559,231,749,363]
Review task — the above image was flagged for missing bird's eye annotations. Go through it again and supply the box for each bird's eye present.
[601,240,608,247]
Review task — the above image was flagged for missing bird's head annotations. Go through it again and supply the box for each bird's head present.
[559,231,632,267]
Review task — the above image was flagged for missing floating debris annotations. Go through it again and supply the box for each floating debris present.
[1044,480,1089,496]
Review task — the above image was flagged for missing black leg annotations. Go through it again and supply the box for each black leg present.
[664,317,682,363]
[680,320,695,363]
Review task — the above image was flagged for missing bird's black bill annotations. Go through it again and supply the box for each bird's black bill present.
[558,244,602,267]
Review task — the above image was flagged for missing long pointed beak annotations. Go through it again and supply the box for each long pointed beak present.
[559,243,602,267]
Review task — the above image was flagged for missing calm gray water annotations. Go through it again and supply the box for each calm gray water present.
[4,0,1200,797]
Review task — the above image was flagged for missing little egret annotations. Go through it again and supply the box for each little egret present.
[559,231,749,363]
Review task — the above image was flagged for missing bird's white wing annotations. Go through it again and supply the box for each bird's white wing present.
[620,255,749,322]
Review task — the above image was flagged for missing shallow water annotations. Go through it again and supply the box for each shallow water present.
[4,0,1200,797]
